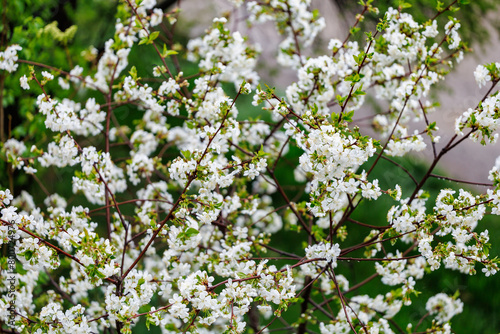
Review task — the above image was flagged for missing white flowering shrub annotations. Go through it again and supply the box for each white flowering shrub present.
[0,0,499,333]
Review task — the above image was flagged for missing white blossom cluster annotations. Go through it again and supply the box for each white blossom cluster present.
[455,89,500,144]
[0,44,22,72]
[1,138,27,170]
[245,0,326,68]
[188,17,260,88]
[294,123,378,217]
[0,0,499,333]
[305,242,341,264]
[426,293,464,324]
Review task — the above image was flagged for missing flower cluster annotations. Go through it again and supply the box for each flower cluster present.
[0,0,499,333]
[0,45,22,72]
[245,0,326,68]
[188,17,260,87]
[455,90,500,144]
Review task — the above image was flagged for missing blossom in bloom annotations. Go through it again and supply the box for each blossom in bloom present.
[426,293,463,323]
[42,71,54,80]
[0,44,22,72]
[20,75,30,90]
[474,65,491,88]
[305,242,341,265]
[0,189,13,205]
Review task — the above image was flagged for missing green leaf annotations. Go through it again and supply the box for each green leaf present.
[311,9,320,19]
[129,66,138,80]
[162,44,179,57]
[353,86,366,97]
[149,30,160,42]
[96,270,106,279]
[364,31,373,41]
[258,144,265,156]
[342,110,355,123]
[184,228,199,238]
[24,251,33,261]
[436,1,444,11]
[181,150,192,159]
[399,1,412,9]
[351,73,361,82]
[350,26,360,35]
[484,244,490,256]
[237,272,252,279]
[139,31,160,45]
[336,94,347,105]
[376,20,387,32]
[165,49,178,57]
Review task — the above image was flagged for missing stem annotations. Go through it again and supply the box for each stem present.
[296,276,312,334]
[105,78,113,239]
[429,173,493,187]
[331,267,359,334]
[0,74,4,142]
[431,0,459,21]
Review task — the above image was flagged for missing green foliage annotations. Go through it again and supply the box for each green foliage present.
[0,0,116,202]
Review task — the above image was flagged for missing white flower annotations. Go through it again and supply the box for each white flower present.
[150,8,164,27]
[77,252,94,266]
[0,189,13,205]
[213,17,227,23]
[426,293,463,323]
[58,77,70,90]
[69,65,83,83]
[158,78,180,96]
[42,71,54,80]
[482,265,498,277]
[305,242,341,265]
[328,39,342,50]
[20,75,30,90]
[243,158,267,180]
[474,65,491,88]
[23,166,37,174]
[152,65,164,77]
[0,44,22,72]
[423,20,438,38]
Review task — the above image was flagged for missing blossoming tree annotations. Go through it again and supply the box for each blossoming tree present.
[0,0,499,333]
